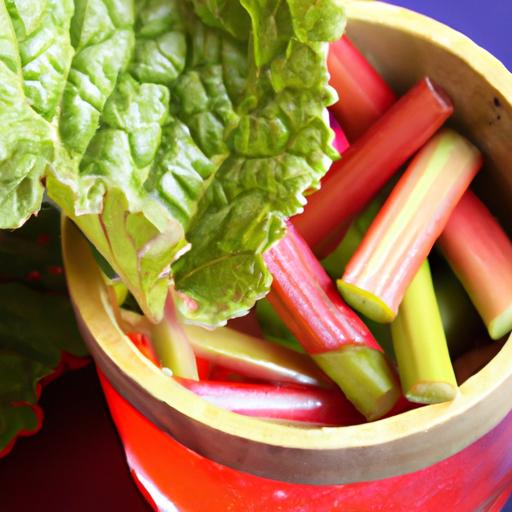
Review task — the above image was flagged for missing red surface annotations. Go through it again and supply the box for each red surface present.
[101,368,512,512]
[0,366,151,512]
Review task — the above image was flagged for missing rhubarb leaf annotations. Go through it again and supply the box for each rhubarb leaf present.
[0,204,66,291]
[0,203,87,454]
[172,0,342,325]
[3,0,344,326]
[0,283,87,453]
[6,0,75,120]
[0,0,54,229]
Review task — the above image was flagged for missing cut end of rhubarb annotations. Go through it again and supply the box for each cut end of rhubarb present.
[488,304,512,340]
[405,381,458,404]
[337,280,396,323]
[424,77,454,113]
[313,346,401,421]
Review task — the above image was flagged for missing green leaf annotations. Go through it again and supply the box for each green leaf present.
[0,201,87,453]
[0,204,66,291]
[7,0,75,120]
[0,0,54,229]
[59,0,135,156]
[3,0,344,325]
[172,0,343,325]
[0,282,88,452]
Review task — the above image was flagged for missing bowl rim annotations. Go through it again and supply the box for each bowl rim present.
[63,1,512,484]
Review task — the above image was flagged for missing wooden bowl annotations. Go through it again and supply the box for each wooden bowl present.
[63,1,512,509]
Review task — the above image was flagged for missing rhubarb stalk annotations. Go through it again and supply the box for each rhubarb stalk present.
[151,294,199,380]
[293,78,454,250]
[328,36,397,141]
[176,379,364,426]
[391,260,458,404]
[182,323,331,388]
[439,190,512,340]
[338,129,483,323]
[265,226,400,421]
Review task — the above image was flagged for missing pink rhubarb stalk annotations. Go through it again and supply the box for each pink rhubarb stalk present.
[294,78,454,250]
[265,225,400,421]
[328,36,397,141]
[176,379,364,426]
[439,190,512,340]
[338,129,483,323]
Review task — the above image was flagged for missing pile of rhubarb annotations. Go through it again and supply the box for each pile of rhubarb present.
[118,36,512,426]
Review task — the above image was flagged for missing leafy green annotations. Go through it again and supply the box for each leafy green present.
[0,204,87,453]
[0,204,66,291]
[7,0,75,120]
[0,0,54,229]
[1,0,345,326]
[0,283,87,452]
[171,1,343,324]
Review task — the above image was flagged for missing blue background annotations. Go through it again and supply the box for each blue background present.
[390,2,511,508]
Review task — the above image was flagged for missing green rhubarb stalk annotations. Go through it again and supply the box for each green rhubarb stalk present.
[391,260,457,404]
[338,129,483,323]
[439,190,512,340]
[312,346,399,420]
[182,323,330,388]
[150,294,198,380]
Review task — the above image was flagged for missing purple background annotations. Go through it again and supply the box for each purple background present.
[389,0,511,70]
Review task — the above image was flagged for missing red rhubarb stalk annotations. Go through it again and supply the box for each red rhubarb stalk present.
[176,379,364,426]
[294,115,350,259]
[265,227,400,421]
[338,129,483,323]
[328,36,397,141]
[439,190,512,340]
[293,78,453,250]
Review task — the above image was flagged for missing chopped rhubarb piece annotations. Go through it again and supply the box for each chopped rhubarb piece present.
[439,190,512,340]
[208,365,254,383]
[182,322,331,388]
[265,228,400,420]
[391,261,458,404]
[151,294,199,380]
[338,129,482,323]
[294,78,453,250]
[176,379,364,426]
[328,36,397,141]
